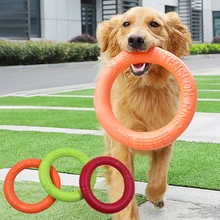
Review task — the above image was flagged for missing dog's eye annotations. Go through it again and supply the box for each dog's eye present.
[123,21,130,27]
[150,21,160,27]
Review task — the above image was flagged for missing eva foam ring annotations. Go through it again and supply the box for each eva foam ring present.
[39,148,97,202]
[79,156,135,214]
[3,158,60,213]
[94,47,197,151]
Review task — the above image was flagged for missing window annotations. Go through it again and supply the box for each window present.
[81,0,96,36]
[102,0,140,20]
[81,0,95,4]
[122,1,139,11]
[165,5,176,13]
[30,0,41,37]
[213,11,220,37]
[0,0,28,39]
[0,0,40,39]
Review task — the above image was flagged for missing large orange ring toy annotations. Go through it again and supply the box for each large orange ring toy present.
[3,158,61,213]
[94,47,197,151]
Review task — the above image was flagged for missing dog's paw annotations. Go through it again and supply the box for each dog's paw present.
[153,200,164,209]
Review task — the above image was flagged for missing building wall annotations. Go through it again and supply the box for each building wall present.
[203,0,213,42]
[203,0,220,42]
[40,0,81,42]
[212,0,220,9]
[96,0,102,23]
[142,0,178,12]
[39,0,220,43]
[142,0,220,43]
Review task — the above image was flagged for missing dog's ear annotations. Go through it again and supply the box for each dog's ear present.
[166,12,192,57]
[96,15,122,54]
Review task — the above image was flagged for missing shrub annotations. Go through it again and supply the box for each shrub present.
[189,43,220,55]
[0,41,100,66]
[69,34,97,44]
[1,41,220,66]
[212,36,220,44]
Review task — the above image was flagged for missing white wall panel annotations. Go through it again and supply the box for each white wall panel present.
[41,0,81,42]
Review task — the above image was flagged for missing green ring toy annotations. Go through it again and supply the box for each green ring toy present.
[39,148,97,202]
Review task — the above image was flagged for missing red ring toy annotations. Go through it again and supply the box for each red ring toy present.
[3,158,61,213]
[79,156,135,214]
[94,47,197,151]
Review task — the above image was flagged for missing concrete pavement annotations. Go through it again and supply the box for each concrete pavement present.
[178,112,220,143]
[3,83,96,97]
[1,54,220,96]
[139,186,220,220]
[0,62,98,95]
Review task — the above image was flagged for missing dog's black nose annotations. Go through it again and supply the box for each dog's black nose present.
[128,34,146,50]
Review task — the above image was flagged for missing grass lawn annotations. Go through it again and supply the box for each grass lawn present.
[0,96,94,108]
[55,76,220,96]
[0,99,219,130]
[0,181,146,220]
[196,84,220,90]
[196,80,220,84]
[197,101,220,113]
[0,182,110,220]
[0,130,219,190]
[57,89,95,96]
[194,75,220,81]
[54,76,220,96]
[0,110,99,130]
[168,141,220,190]
[198,91,220,99]
[191,75,220,91]
[0,131,103,172]
[136,140,220,190]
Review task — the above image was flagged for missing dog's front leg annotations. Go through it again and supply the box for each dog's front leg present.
[146,143,174,208]
[104,137,139,220]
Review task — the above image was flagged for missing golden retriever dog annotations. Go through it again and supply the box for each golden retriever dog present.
[96,7,191,220]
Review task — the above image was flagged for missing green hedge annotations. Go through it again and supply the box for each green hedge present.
[0,41,220,66]
[0,41,100,66]
[189,43,220,55]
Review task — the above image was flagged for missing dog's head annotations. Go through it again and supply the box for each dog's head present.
[96,7,191,87]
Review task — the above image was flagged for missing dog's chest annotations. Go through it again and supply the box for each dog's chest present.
[114,86,180,131]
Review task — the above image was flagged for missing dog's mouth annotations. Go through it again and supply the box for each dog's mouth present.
[130,63,152,76]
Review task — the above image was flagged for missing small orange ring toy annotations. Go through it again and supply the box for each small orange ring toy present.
[94,47,197,151]
[3,158,61,213]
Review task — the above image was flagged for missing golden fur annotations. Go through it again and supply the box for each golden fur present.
[96,7,191,220]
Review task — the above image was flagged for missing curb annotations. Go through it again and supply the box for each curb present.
[0,61,98,71]
[0,106,95,111]
[182,53,220,60]
[5,83,96,97]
